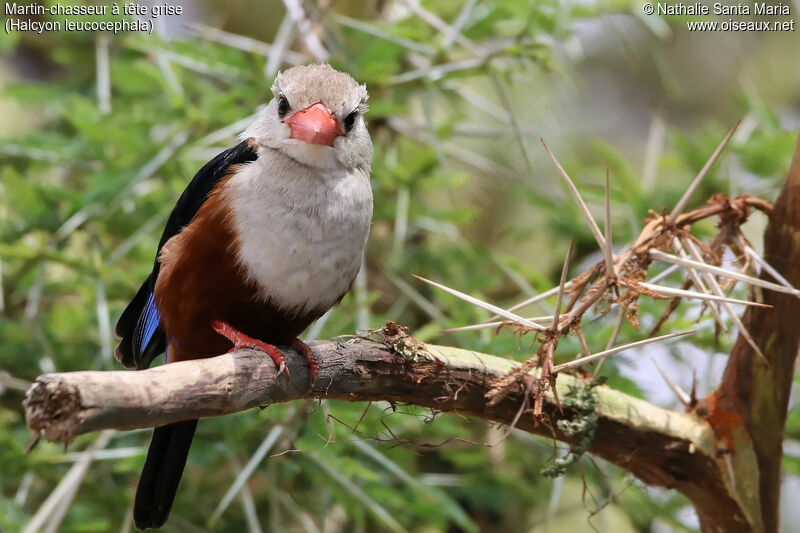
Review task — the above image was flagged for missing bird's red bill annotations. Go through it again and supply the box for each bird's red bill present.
[286,102,343,147]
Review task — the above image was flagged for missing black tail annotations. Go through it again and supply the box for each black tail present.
[134,420,198,530]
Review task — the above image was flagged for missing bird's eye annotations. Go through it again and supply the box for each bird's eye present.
[277,95,290,119]
[343,111,357,132]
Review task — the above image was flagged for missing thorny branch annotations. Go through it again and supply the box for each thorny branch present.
[416,123,791,425]
[425,191,775,417]
[17,312,775,533]
[22,330,740,530]
[413,130,800,533]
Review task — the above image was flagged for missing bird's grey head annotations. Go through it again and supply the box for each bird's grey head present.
[241,64,372,171]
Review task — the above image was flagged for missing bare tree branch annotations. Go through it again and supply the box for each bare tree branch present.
[26,338,749,531]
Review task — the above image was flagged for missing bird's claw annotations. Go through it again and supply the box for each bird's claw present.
[212,320,290,379]
[278,361,290,377]
[291,338,319,384]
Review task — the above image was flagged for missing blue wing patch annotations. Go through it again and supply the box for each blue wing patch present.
[115,140,257,369]
[134,291,161,357]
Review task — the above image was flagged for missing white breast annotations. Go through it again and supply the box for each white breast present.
[224,152,373,316]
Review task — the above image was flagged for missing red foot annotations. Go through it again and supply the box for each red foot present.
[211,320,289,377]
[291,338,319,383]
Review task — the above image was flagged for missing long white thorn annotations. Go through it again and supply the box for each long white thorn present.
[540,139,606,251]
[606,307,625,352]
[667,120,741,225]
[443,315,554,333]
[649,249,800,298]
[634,281,771,308]
[744,245,799,292]
[681,238,768,363]
[494,283,569,317]
[604,170,615,279]
[670,240,728,332]
[648,264,681,284]
[386,272,449,324]
[651,356,691,407]
[552,330,695,373]
[413,275,548,331]
[593,306,625,376]
[552,239,574,331]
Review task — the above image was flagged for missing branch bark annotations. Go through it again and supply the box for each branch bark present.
[27,339,744,530]
[709,134,800,533]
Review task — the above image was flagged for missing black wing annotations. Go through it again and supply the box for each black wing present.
[115,139,258,369]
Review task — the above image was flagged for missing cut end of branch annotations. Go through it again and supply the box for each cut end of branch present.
[23,376,83,446]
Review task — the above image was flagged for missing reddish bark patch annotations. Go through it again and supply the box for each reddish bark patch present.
[700,389,747,451]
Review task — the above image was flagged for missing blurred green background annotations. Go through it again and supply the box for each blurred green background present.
[1,0,799,531]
